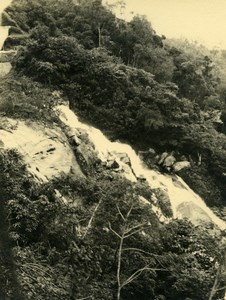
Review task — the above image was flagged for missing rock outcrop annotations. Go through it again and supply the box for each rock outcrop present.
[0,118,84,182]
[173,161,191,172]
[0,61,11,77]
[158,151,191,173]
[1,104,225,229]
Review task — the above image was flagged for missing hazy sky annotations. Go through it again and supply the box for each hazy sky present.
[106,0,226,49]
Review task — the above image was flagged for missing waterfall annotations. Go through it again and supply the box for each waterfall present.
[56,104,226,230]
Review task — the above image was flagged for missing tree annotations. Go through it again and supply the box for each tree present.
[108,200,161,300]
[208,237,226,300]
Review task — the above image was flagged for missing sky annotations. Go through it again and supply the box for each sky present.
[105,0,226,49]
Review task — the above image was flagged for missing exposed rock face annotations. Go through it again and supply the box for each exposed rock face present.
[158,152,176,171]
[64,126,81,146]
[177,202,212,226]
[75,142,99,175]
[158,152,168,165]
[106,158,120,169]
[0,61,11,77]
[173,161,191,172]
[117,152,131,166]
[0,104,225,230]
[0,50,15,62]
[0,118,84,182]
[158,152,190,173]
[56,105,137,182]
[163,155,176,168]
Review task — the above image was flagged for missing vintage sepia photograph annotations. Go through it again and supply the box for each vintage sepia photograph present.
[0,0,226,299]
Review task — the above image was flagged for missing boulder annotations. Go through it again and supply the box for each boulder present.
[75,143,99,175]
[148,148,156,156]
[173,161,191,172]
[71,135,81,146]
[119,153,131,165]
[64,127,81,146]
[118,164,136,181]
[0,62,12,77]
[163,155,176,168]
[0,50,16,63]
[137,175,146,182]
[64,126,75,138]
[158,152,168,165]
[106,159,120,169]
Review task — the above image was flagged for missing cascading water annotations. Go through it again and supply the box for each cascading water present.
[56,104,226,230]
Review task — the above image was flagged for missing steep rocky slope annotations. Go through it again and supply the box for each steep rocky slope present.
[1,101,225,229]
[1,1,226,299]
[0,116,83,182]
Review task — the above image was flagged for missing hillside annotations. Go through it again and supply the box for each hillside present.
[1,0,226,299]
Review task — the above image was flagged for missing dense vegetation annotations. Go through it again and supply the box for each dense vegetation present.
[4,0,226,210]
[0,148,226,300]
[1,0,226,298]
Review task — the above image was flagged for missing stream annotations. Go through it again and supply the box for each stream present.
[57,104,226,230]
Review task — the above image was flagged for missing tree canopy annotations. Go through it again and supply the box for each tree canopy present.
[2,0,226,298]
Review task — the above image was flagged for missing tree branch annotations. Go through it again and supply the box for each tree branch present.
[208,263,223,300]
[121,266,166,288]
[125,222,148,235]
[122,248,171,269]
[216,285,226,292]
[123,247,157,256]
[116,204,125,222]
[109,222,122,239]
[124,226,148,239]
[126,202,134,218]
[82,198,103,239]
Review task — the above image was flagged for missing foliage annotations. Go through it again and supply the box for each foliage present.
[0,74,62,122]
[2,0,226,298]
[0,149,224,299]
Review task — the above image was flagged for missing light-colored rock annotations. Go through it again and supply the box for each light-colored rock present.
[106,159,120,169]
[173,161,191,172]
[158,152,168,165]
[0,50,16,62]
[0,62,11,77]
[177,202,212,226]
[0,118,84,182]
[55,105,226,229]
[64,127,81,146]
[117,153,131,165]
[148,148,156,156]
[163,155,176,168]
[64,126,75,138]
[139,196,150,205]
